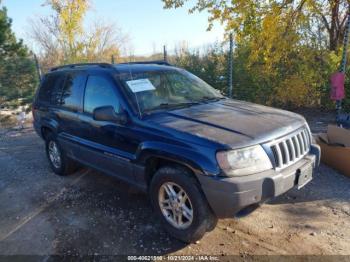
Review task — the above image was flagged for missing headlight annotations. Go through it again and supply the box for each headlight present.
[216,145,272,176]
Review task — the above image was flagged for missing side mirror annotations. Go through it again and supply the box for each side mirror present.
[93,106,128,125]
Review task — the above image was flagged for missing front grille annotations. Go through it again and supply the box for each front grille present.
[269,128,311,169]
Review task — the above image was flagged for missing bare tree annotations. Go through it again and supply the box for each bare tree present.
[27,0,129,71]
[82,20,129,63]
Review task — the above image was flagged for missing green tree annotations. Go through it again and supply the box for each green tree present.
[170,42,227,94]
[163,0,349,51]
[163,0,350,109]
[0,0,38,108]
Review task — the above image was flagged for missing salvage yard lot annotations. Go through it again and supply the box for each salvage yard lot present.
[0,112,349,256]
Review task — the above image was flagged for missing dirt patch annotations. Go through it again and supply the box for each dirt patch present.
[0,114,17,129]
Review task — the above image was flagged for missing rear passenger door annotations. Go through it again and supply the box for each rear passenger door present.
[56,71,87,157]
[76,74,134,182]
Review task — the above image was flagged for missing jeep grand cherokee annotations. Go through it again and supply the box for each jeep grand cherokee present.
[32,61,320,243]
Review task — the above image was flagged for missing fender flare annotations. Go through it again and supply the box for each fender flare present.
[39,118,59,139]
[135,141,220,176]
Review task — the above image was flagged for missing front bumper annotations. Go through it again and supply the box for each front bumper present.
[198,144,320,218]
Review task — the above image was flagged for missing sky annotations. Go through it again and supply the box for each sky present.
[3,0,225,56]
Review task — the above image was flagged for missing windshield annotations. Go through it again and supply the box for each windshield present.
[117,68,223,114]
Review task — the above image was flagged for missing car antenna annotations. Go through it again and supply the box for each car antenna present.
[127,55,142,118]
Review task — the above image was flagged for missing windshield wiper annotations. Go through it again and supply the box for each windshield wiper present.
[197,96,225,103]
[143,101,200,114]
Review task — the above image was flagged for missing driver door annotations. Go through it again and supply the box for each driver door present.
[76,74,134,183]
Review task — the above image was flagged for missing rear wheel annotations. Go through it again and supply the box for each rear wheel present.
[150,166,217,243]
[45,133,78,176]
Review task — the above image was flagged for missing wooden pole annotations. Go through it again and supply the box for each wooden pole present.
[163,45,168,62]
[34,54,42,82]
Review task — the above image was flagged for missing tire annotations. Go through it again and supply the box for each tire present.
[206,211,218,232]
[149,166,217,243]
[45,133,78,176]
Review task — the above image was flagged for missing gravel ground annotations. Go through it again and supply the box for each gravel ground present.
[0,110,349,257]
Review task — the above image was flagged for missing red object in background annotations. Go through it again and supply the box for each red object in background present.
[330,72,345,100]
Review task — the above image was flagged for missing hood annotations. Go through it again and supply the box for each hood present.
[147,99,307,149]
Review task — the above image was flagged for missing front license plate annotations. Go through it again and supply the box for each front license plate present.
[297,163,313,189]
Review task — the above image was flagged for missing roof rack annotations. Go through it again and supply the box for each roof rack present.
[50,63,113,72]
[118,60,172,66]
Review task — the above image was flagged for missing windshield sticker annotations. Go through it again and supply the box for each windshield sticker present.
[126,79,156,93]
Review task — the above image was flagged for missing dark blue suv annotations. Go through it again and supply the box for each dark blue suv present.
[32,62,320,243]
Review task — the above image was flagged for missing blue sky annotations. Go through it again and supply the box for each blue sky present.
[3,0,225,56]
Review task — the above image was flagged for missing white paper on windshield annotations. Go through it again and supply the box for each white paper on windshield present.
[126,79,156,93]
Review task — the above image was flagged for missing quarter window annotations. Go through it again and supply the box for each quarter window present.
[38,73,65,104]
[61,73,85,111]
[84,76,120,114]
[50,75,65,105]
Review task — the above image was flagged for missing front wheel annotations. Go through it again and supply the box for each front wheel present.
[149,166,217,243]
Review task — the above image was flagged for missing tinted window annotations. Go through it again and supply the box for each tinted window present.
[50,75,65,105]
[84,76,120,114]
[38,76,51,102]
[38,73,65,104]
[61,73,85,111]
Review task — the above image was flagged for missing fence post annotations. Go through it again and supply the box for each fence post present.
[228,33,233,98]
[337,9,350,115]
[34,54,42,82]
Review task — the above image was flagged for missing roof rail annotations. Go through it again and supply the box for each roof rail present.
[50,63,113,72]
[118,60,172,66]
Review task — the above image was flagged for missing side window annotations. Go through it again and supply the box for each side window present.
[38,73,65,104]
[84,75,120,114]
[61,73,85,111]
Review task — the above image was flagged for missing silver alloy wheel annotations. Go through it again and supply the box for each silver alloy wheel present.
[48,141,61,169]
[158,182,193,229]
